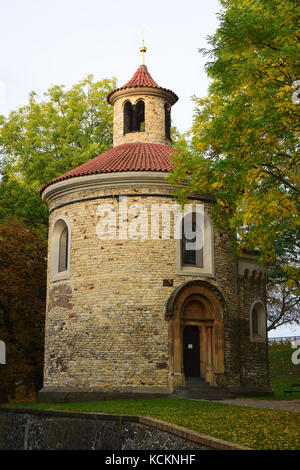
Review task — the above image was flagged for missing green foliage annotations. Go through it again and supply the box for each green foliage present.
[171,125,190,153]
[0,76,115,395]
[169,0,300,288]
[0,75,116,234]
[0,178,48,233]
[0,219,47,396]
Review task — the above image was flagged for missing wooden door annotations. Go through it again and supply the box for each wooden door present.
[183,325,200,377]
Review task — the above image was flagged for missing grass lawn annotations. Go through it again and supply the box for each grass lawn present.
[268,343,300,399]
[242,343,300,400]
[3,344,300,450]
[4,398,300,450]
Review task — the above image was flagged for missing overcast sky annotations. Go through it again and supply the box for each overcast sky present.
[0,0,223,133]
[0,0,298,338]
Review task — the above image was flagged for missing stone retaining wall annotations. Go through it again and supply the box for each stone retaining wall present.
[0,408,248,450]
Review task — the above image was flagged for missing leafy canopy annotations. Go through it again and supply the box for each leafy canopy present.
[169,0,300,288]
[0,219,47,395]
[0,75,116,233]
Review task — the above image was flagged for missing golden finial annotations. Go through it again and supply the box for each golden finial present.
[139,24,147,65]
[140,39,147,65]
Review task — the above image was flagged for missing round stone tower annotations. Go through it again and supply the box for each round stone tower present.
[39,46,272,402]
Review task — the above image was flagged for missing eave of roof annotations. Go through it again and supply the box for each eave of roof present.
[40,142,179,196]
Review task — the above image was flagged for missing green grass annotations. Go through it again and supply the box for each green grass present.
[3,344,300,449]
[242,343,300,400]
[3,398,299,450]
[268,343,300,399]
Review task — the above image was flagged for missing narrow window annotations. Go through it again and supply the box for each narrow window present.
[134,100,145,132]
[124,101,134,134]
[0,340,6,365]
[165,103,171,139]
[58,227,68,272]
[252,308,259,336]
[51,218,70,281]
[182,212,203,267]
[250,302,266,341]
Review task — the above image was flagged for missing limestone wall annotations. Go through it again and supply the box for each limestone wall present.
[42,177,270,396]
[112,91,172,147]
[238,275,269,392]
[44,184,216,392]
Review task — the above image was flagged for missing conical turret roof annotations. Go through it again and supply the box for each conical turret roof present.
[107,65,178,104]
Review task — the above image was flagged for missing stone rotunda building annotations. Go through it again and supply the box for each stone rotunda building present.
[39,48,272,402]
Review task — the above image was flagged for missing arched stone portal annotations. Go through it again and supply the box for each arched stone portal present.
[166,281,225,391]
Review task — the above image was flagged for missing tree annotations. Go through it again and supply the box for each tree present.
[169,0,300,289]
[0,76,116,400]
[171,125,190,153]
[267,283,300,332]
[0,219,47,398]
[0,75,116,235]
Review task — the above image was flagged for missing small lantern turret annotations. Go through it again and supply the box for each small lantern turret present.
[107,45,178,147]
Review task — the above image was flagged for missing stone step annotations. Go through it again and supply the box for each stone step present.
[176,392,227,399]
[175,376,228,400]
[176,393,227,400]
[184,387,218,393]
[185,377,206,382]
[185,379,209,385]
[176,389,226,393]
[184,384,215,389]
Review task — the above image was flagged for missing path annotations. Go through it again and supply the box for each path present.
[211,398,300,413]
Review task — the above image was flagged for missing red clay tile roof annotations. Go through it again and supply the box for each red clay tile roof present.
[40,142,179,195]
[107,65,178,103]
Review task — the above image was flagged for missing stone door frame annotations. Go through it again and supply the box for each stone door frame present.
[166,280,226,391]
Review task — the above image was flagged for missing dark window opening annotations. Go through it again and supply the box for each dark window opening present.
[182,212,203,267]
[134,100,145,132]
[252,308,259,336]
[165,103,171,140]
[124,100,145,134]
[124,101,134,134]
[58,227,68,272]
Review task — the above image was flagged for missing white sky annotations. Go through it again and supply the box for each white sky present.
[0,0,222,133]
[0,0,298,338]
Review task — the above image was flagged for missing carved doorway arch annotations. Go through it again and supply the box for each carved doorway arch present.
[166,280,225,391]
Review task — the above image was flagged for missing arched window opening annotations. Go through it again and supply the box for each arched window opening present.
[181,212,203,268]
[250,302,266,341]
[0,340,6,365]
[134,100,145,132]
[124,101,134,134]
[165,103,171,140]
[58,227,68,273]
[51,218,70,281]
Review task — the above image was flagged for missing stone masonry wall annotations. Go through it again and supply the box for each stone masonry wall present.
[0,408,248,450]
[113,92,172,147]
[238,275,269,392]
[42,180,269,395]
